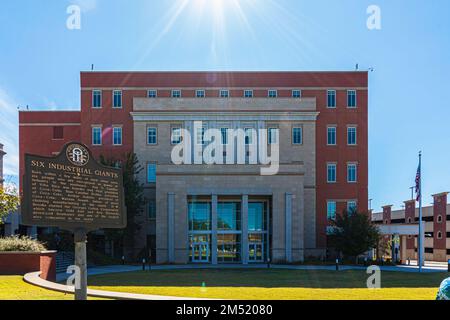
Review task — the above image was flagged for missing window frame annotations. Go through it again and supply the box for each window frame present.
[292,127,303,145]
[92,126,102,146]
[268,127,279,145]
[147,127,158,145]
[171,90,181,98]
[327,163,337,183]
[347,126,357,146]
[327,126,337,146]
[347,201,357,213]
[268,89,278,98]
[171,127,182,145]
[327,201,337,221]
[244,90,253,98]
[292,89,302,98]
[112,90,123,109]
[196,90,206,98]
[347,89,357,108]
[327,90,336,108]
[92,90,102,108]
[147,163,157,183]
[112,126,123,146]
[148,90,158,98]
[347,163,357,183]
[220,89,230,98]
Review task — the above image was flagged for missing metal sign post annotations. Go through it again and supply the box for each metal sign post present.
[21,142,127,301]
[74,228,88,300]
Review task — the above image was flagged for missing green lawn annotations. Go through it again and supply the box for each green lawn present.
[88,269,447,300]
[0,276,75,300]
[0,276,105,300]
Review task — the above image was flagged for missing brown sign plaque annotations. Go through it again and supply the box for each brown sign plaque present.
[22,142,127,232]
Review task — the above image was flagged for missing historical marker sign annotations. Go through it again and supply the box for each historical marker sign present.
[22,142,126,232]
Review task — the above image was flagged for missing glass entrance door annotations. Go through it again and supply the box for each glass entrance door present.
[248,243,264,262]
[192,242,209,263]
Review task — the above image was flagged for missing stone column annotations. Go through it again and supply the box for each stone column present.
[167,193,175,263]
[241,195,249,265]
[211,195,218,265]
[285,193,293,263]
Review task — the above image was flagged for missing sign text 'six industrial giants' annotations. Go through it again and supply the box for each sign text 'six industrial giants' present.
[22,143,126,231]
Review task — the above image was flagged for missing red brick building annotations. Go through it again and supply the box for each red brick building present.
[19,71,368,262]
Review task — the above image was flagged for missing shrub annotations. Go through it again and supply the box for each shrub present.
[0,236,47,252]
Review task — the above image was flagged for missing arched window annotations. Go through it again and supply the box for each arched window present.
[437,231,443,239]
[437,215,443,223]
[407,217,412,224]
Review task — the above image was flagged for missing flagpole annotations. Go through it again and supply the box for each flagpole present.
[418,151,424,272]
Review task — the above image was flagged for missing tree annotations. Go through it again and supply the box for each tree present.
[99,153,145,259]
[328,209,380,261]
[0,185,20,224]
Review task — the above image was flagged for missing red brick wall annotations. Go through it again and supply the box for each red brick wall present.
[0,251,56,281]
[19,111,81,191]
[19,72,369,253]
[433,193,448,250]
[404,200,416,249]
[382,205,392,224]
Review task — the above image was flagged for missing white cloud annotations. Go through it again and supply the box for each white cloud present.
[0,88,19,182]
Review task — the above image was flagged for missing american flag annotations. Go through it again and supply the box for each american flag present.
[415,164,421,202]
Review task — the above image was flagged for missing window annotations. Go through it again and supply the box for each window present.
[327,201,337,220]
[244,90,253,98]
[327,163,337,183]
[196,126,206,145]
[268,90,277,98]
[53,126,64,140]
[220,128,229,145]
[147,127,157,145]
[196,90,205,98]
[292,90,301,98]
[437,215,443,223]
[327,126,337,145]
[171,90,181,98]
[327,90,336,108]
[407,217,412,224]
[347,201,357,213]
[292,127,302,145]
[148,90,157,98]
[220,90,229,98]
[268,128,278,145]
[347,90,357,108]
[147,164,156,183]
[92,127,102,145]
[347,126,357,145]
[437,231,443,239]
[113,127,122,146]
[347,163,357,183]
[113,90,122,108]
[92,90,102,108]
[245,128,254,145]
[148,201,156,219]
[171,127,182,144]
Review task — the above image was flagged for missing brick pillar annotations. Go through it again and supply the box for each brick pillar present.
[382,205,392,224]
[432,192,448,261]
[404,200,416,251]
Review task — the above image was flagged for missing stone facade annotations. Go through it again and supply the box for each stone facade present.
[133,97,318,264]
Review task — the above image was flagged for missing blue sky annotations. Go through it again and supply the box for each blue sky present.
[0,0,449,211]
